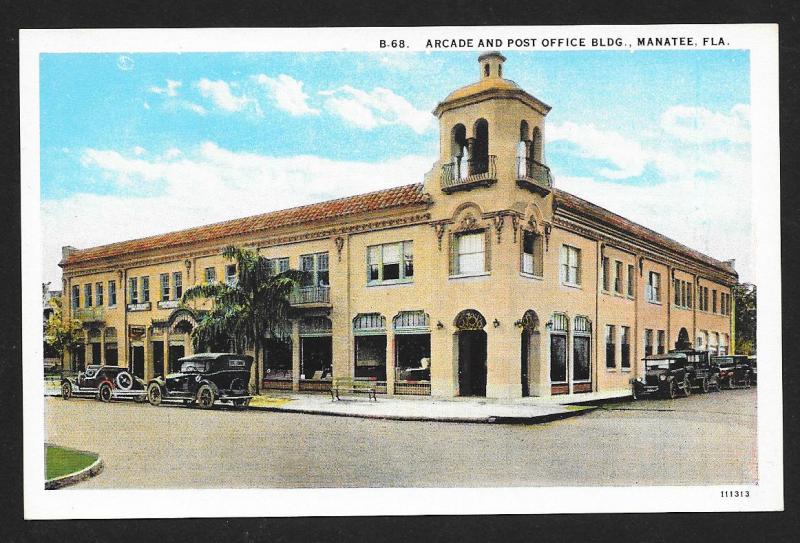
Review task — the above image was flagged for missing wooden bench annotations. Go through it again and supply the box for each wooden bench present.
[329,378,377,401]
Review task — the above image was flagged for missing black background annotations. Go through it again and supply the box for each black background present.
[1,0,798,541]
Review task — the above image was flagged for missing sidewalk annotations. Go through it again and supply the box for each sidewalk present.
[249,391,600,424]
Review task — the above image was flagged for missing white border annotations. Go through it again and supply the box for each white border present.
[21,24,782,518]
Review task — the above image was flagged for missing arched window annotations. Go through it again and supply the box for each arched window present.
[454,309,487,331]
[450,123,468,180]
[518,121,530,177]
[531,127,543,164]
[472,118,489,175]
[484,63,490,77]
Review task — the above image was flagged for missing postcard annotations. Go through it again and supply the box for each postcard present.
[21,24,781,518]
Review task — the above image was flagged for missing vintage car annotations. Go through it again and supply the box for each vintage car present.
[146,353,253,409]
[670,349,720,392]
[712,355,752,389]
[631,353,695,399]
[61,365,147,402]
[749,356,757,384]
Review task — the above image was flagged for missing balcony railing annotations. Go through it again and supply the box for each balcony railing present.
[441,155,497,193]
[74,306,104,322]
[516,158,553,194]
[290,286,331,306]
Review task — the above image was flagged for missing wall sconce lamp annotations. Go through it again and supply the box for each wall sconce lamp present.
[545,320,553,331]
[436,320,445,329]
[493,318,501,328]
[513,319,523,328]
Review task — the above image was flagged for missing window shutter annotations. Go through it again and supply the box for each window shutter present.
[484,229,491,272]
[449,233,457,276]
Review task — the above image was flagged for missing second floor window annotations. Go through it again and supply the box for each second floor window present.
[95,282,103,306]
[644,329,654,356]
[141,276,150,303]
[627,264,635,297]
[601,256,610,291]
[267,257,289,275]
[521,231,543,276]
[452,232,486,276]
[646,271,661,303]
[560,245,581,286]
[605,324,616,368]
[173,272,182,299]
[225,264,237,286]
[160,273,170,301]
[129,278,138,304]
[71,285,80,309]
[204,267,216,284]
[614,261,623,293]
[300,252,329,288]
[712,289,718,313]
[367,241,413,283]
[657,330,665,354]
[84,284,92,307]
[108,280,116,306]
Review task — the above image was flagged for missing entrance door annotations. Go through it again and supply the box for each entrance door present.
[168,345,185,373]
[91,343,102,365]
[131,346,145,378]
[301,337,332,378]
[458,330,487,396]
[521,331,530,397]
[152,341,165,378]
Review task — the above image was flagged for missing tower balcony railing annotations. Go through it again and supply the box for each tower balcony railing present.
[290,285,331,307]
[441,155,497,193]
[73,306,104,322]
[516,157,553,194]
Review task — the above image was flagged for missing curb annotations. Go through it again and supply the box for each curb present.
[45,454,104,490]
[248,404,597,425]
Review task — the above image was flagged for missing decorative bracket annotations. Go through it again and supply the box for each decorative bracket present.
[638,256,645,276]
[433,223,447,251]
[493,215,505,244]
[511,215,520,243]
[543,222,552,251]
[334,236,345,262]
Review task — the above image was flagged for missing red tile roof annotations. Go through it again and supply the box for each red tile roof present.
[553,188,737,278]
[61,183,429,267]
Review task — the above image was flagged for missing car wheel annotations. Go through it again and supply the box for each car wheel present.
[667,379,677,399]
[701,377,709,393]
[682,376,692,397]
[728,377,736,390]
[631,384,639,401]
[61,382,72,400]
[196,384,215,409]
[745,375,751,389]
[713,376,721,392]
[98,383,113,403]
[147,383,163,406]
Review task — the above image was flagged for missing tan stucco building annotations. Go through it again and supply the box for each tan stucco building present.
[58,52,737,399]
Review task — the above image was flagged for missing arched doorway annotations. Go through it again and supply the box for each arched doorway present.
[519,310,540,397]
[454,309,487,397]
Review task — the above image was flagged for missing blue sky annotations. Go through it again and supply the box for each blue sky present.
[40,50,752,285]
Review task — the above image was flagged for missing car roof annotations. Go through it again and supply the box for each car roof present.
[643,353,687,361]
[178,353,250,361]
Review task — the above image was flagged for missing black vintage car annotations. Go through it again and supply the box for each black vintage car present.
[61,365,147,402]
[146,353,253,409]
[712,355,752,389]
[671,349,720,392]
[749,356,757,384]
[631,353,694,399]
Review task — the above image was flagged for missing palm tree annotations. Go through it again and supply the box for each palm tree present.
[182,245,305,394]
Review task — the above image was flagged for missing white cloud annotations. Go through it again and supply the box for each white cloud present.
[320,85,433,134]
[179,101,207,115]
[197,78,257,113]
[132,146,146,156]
[143,101,150,110]
[548,121,649,179]
[148,79,182,97]
[660,104,750,144]
[42,144,435,286]
[254,74,319,116]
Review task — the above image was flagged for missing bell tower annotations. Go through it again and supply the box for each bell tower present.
[428,52,554,211]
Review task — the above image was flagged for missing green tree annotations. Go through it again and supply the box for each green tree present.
[182,245,304,394]
[734,282,756,355]
[44,297,83,374]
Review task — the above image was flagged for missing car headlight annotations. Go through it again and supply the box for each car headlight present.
[659,374,667,381]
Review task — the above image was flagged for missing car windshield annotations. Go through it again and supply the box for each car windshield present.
[645,359,672,370]
[180,360,208,373]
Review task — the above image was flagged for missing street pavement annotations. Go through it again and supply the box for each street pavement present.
[45,387,757,489]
